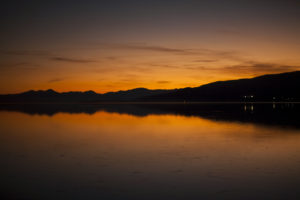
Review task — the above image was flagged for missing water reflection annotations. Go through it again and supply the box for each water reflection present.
[0,104,300,199]
[0,103,299,129]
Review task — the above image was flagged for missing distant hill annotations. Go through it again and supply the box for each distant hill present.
[0,71,299,102]
[142,71,300,102]
[0,88,171,103]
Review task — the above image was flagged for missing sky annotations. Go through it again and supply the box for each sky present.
[1,0,300,94]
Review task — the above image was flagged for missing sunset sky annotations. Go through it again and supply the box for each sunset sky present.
[1,0,300,94]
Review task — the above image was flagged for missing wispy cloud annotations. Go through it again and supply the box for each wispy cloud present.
[96,43,240,58]
[1,50,97,64]
[149,64,180,69]
[185,66,209,70]
[51,57,96,63]
[222,62,299,74]
[1,50,51,56]
[99,43,189,54]
[185,61,300,75]
[0,62,39,70]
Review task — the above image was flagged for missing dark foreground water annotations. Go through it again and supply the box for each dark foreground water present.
[1,103,300,200]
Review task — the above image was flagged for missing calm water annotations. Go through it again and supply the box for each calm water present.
[1,103,300,200]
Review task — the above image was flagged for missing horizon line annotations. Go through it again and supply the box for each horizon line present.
[1,70,299,95]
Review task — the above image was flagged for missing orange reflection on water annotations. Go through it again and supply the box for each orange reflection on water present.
[1,110,300,165]
[1,110,300,199]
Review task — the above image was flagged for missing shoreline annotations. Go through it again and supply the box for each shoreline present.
[0,101,300,105]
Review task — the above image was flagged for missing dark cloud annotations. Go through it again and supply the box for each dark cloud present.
[99,43,188,54]
[121,44,186,53]
[51,57,96,63]
[222,62,299,74]
[184,61,299,75]
[1,50,51,56]
[1,50,97,64]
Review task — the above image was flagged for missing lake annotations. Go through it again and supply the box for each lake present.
[1,103,300,200]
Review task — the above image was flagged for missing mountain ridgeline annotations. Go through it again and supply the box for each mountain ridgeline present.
[1,71,300,103]
[143,71,300,102]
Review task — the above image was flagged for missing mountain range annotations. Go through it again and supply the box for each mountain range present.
[0,71,299,103]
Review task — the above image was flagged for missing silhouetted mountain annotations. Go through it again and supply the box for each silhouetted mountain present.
[0,88,171,103]
[101,88,172,101]
[0,89,101,103]
[142,71,300,102]
[0,71,299,102]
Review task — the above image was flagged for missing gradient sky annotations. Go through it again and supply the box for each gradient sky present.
[1,0,300,94]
